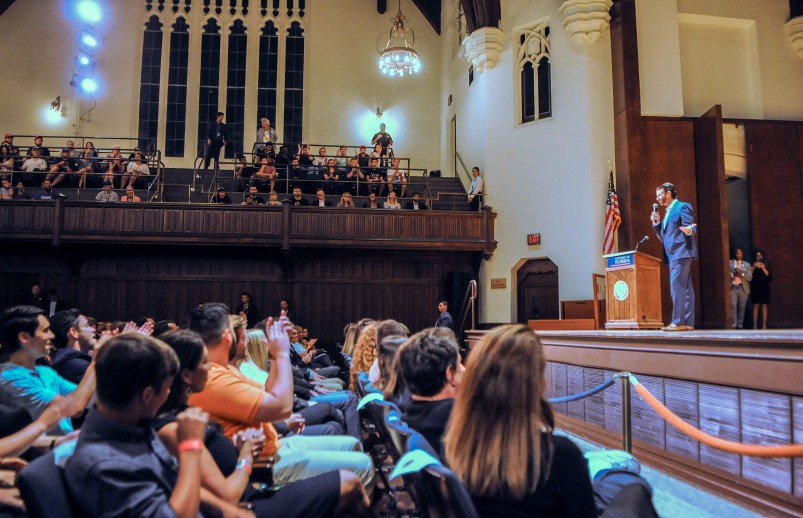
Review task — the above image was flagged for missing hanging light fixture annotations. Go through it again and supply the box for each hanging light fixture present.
[377,0,421,77]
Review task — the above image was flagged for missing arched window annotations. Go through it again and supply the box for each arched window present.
[165,17,190,157]
[257,21,279,134]
[283,21,305,148]
[225,19,247,158]
[514,20,551,125]
[138,15,164,150]
[197,18,221,157]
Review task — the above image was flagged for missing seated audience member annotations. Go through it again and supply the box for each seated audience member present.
[379,336,412,412]
[383,191,401,210]
[252,156,277,193]
[313,147,329,173]
[49,309,96,384]
[286,186,309,206]
[267,191,282,206]
[11,182,29,200]
[121,186,141,202]
[349,322,378,391]
[362,192,380,209]
[386,157,407,198]
[242,185,265,205]
[95,180,119,202]
[312,187,332,207]
[76,142,99,188]
[0,306,97,435]
[187,303,374,485]
[0,178,11,200]
[26,136,50,158]
[235,292,259,325]
[45,148,78,188]
[101,146,125,186]
[43,289,67,317]
[279,299,297,323]
[255,118,279,156]
[156,330,370,517]
[354,145,370,169]
[323,160,341,195]
[287,157,303,192]
[153,319,179,337]
[344,158,364,196]
[33,179,56,200]
[212,187,232,204]
[121,152,150,190]
[405,192,428,210]
[64,334,215,517]
[20,147,49,187]
[444,324,655,518]
[397,328,462,454]
[1,144,16,178]
[365,157,386,196]
[367,319,409,383]
[335,145,349,169]
[233,155,254,192]
[337,192,354,208]
[288,326,338,376]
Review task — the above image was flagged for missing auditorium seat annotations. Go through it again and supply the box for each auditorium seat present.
[17,451,79,518]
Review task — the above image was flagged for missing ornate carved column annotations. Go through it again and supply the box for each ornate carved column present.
[559,0,613,44]
[462,27,504,72]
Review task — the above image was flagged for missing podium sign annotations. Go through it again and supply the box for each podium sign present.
[603,251,663,329]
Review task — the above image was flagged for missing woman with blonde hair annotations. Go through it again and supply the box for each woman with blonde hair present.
[444,324,597,517]
[349,322,378,391]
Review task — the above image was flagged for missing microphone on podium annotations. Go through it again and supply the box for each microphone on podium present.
[634,235,649,252]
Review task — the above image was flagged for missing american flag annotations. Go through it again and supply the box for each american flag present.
[604,170,621,254]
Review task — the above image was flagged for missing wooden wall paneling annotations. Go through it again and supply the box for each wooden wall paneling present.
[745,121,803,328]
[610,0,643,251]
[603,368,623,434]
[794,396,803,497]
[631,374,666,450]
[693,105,731,329]
[583,367,606,428]
[739,390,792,493]
[641,119,700,325]
[663,378,700,462]
[550,362,569,416]
[699,384,741,476]
[566,364,585,420]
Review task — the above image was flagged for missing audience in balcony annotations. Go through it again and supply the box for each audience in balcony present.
[46,148,79,188]
[242,185,265,205]
[335,145,349,169]
[405,192,427,210]
[354,145,370,168]
[383,191,401,210]
[337,192,354,208]
[211,187,232,204]
[313,188,332,207]
[121,186,141,203]
[324,160,341,195]
[101,145,125,186]
[387,157,407,198]
[256,117,279,156]
[370,123,393,161]
[287,186,309,206]
[268,191,282,206]
[121,152,150,190]
[20,147,49,186]
[366,158,386,196]
[75,142,99,189]
[363,192,380,208]
[95,181,119,202]
[26,136,51,158]
[233,155,253,192]
[33,179,55,200]
[11,181,28,200]
[0,178,11,200]
[252,156,277,193]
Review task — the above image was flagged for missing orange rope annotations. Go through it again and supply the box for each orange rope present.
[628,375,803,458]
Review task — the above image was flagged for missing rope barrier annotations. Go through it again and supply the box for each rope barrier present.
[547,376,618,404]
[628,374,803,458]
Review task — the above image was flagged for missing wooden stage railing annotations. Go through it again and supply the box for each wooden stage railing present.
[0,199,497,255]
[465,328,803,517]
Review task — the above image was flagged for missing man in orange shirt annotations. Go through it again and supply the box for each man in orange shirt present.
[187,303,373,486]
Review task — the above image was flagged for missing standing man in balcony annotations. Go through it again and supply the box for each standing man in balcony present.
[371,123,393,164]
[467,166,483,211]
[651,182,697,331]
[203,112,228,172]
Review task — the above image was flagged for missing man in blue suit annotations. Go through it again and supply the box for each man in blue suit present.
[651,183,697,331]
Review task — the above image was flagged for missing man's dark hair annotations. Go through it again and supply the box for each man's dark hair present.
[158,330,206,413]
[376,319,408,345]
[216,111,224,117]
[94,334,178,409]
[658,182,677,199]
[439,300,448,308]
[398,328,460,397]
[50,309,81,349]
[241,292,251,299]
[0,305,44,361]
[188,302,230,345]
[153,320,176,338]
[47,289,57,297]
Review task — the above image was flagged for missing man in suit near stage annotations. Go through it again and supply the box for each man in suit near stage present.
[435,301,453,330]
[203,111,227,171]
[651,182,697,331]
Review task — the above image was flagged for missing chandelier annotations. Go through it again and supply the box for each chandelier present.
[377,0,421,76]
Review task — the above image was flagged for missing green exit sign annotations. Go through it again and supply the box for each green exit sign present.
[527,233,541,245]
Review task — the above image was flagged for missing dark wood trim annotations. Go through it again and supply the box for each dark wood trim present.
[555,413,803,518]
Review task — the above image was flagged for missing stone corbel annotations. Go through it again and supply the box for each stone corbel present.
[785,16,803,58]
[462,27,504,73]
[559,0,613,44]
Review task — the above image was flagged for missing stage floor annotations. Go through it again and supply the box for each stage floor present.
[533,328,803,343]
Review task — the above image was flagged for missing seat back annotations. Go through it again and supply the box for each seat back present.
[420,464,480,518]
[17,452,78,518]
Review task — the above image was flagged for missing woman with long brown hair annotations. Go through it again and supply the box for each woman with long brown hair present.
[443,324,597,517]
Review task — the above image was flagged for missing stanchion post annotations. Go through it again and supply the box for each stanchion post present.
[620,374,632,453]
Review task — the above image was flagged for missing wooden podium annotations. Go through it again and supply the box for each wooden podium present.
[603,251,663,329]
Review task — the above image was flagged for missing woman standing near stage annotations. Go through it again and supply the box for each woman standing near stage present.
[751,249,771,329]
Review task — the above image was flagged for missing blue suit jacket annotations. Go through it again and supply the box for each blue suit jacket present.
[653,201,697,262]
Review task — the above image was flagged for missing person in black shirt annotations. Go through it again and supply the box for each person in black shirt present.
[397,328,461,455]
[242,186,265,205]
[212,187,232,204]
[370,123,393,161]
[49,309,96,384]
[203,111,228,171]
[286,187,309,206]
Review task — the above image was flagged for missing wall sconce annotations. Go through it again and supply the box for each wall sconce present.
[50,96,62,112]
[376,106,383,118]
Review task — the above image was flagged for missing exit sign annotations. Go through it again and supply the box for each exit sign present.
[527,233,541,245]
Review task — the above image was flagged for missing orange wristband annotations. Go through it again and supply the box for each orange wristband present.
[177,440,204,452]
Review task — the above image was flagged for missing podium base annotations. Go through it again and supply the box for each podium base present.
[605,320,664,330]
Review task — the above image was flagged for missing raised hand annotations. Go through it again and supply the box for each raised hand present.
[265,317,291,359]
[175,407,209,444]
